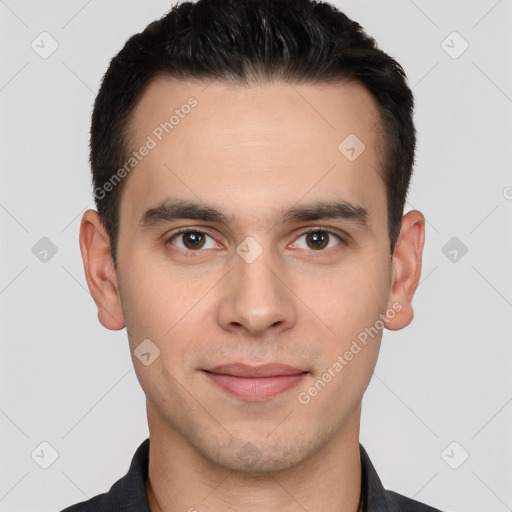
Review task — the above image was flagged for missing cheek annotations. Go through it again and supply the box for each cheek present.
[297,264,387,413]
[298,255,390,336]
[117,256,185,343]
[118,255,219,371]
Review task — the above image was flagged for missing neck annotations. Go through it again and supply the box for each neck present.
[145,404,363,512]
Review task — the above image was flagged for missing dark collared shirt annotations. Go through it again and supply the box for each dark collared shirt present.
[58,438,444,512]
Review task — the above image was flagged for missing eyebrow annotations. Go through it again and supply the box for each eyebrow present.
[139,198,369,229]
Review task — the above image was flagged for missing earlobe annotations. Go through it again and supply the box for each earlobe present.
[385,209,425,331]
[79,209,125,330]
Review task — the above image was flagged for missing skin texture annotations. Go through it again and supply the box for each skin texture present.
[79,77,425,512]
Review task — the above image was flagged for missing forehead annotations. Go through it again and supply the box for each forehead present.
[120,76,387,232]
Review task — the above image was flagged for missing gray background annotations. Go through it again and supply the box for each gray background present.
[1,1,511,511]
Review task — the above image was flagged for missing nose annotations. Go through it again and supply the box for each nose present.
[216,247,297,337]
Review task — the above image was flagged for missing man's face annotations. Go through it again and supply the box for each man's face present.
[109,77,396,471]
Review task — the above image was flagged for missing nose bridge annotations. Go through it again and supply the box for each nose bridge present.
[237,246,279,301]
[217,241,296,335]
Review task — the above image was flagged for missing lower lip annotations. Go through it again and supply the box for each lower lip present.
[203,371,308,401]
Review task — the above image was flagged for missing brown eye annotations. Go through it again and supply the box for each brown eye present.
[185,232,205,249]
[305,231,329,250]
[169,230,218,251]
[290,229,343,252]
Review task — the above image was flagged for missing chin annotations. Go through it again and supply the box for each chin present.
[202,435,317,475]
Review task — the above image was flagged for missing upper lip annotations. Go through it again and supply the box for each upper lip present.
[204,363,308,378]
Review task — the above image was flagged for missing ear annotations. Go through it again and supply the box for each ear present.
[385,209,425,330]
[79,209,125,330]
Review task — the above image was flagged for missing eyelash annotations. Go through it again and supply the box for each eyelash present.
[165,227,345,257]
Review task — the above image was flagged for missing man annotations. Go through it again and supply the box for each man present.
[60,0,443,510]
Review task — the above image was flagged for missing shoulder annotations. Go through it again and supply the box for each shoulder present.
[386,489,445,512]
[56,475,129,512]
[359,443,445,512]
[55,438,151,512]
[57,493,108,512]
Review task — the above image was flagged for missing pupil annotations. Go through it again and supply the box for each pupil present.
[308,231,327,249]
[185,232,204,249]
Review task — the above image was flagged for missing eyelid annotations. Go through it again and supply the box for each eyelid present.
[165,226,347,254]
